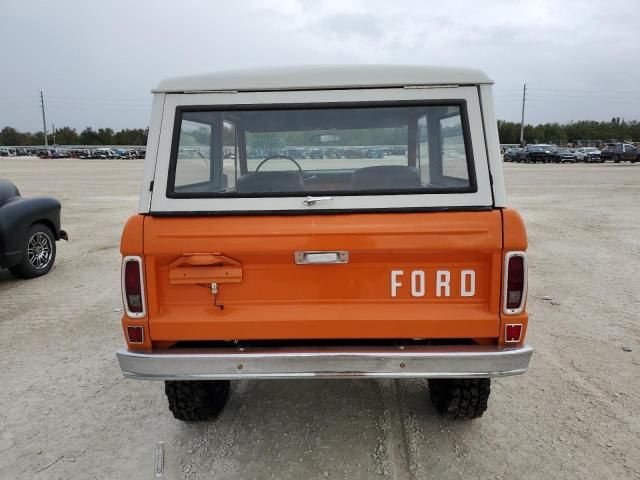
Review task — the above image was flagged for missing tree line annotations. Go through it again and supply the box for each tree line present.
[0,126,148,146]
[498,118,640,145]
[2,118,640,147]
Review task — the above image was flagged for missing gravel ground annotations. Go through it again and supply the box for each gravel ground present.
[0,157,639,480]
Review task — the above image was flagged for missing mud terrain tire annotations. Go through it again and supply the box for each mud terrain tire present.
[165,380,230,421]
[428,378,491,420]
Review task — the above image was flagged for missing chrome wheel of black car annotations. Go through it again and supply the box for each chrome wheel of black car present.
[9,223,57,279]
[27,232,53,270]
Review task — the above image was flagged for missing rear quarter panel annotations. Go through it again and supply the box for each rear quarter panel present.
[500,208,529,345]
[120,214,152,350]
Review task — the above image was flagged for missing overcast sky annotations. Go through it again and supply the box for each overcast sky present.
[1,0,638,131]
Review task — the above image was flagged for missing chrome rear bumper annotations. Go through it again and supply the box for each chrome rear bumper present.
[116,344,533,380]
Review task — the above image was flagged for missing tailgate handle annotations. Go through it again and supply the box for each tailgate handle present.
[169,253,242,285]
[294,251,349,265]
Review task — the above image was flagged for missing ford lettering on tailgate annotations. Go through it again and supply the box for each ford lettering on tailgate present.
[390,270,476,298]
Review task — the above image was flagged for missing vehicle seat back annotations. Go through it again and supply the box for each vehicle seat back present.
[351,165,421,190]
[235,171,304,193]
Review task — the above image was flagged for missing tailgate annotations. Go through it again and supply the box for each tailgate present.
[143,211,503,341]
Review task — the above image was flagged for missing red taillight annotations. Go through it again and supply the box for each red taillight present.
[504,252,527,313]
[127,326,144,343]
[505,324,522,343]
[123,257,145,316]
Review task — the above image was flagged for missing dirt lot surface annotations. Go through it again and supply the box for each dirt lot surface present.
[1,157,639,480]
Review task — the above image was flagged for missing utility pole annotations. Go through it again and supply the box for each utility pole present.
[519,83,526,146]
[52,123,56,146]
[40,91,48,147]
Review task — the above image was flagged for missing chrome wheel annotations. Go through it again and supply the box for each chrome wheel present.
[27,232,53,270]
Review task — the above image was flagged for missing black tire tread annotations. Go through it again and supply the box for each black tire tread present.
[428,378,490,420]
[165,380,230,421]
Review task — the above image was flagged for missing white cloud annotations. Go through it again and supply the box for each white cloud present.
[0,0,638,130]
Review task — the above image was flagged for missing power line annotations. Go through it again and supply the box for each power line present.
[528,87,636,95]
[494,88,523,93]
[526,93,640,101]
[47,98,150,106]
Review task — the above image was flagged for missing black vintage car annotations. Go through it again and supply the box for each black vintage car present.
[0,179,67,278]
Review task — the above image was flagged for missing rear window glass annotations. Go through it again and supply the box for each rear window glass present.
[169,104,476,197]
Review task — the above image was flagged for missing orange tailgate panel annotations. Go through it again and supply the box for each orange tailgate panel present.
[141,211,504,341]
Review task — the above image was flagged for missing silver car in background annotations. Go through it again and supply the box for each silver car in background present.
[575,147,602,163]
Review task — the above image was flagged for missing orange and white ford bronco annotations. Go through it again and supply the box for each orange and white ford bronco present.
[117,65,532,421]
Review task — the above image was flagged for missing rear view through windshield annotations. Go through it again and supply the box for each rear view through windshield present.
[169,104,476,197]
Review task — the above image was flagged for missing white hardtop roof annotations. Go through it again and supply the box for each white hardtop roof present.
[153,65,493,93]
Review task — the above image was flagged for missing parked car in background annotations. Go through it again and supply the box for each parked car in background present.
[518,144,555,163]
[39,149,67,159]
[503,147,522,162]
[307,148,324,159]
[91,148,118,159]
[365,148,385,159]
[0,179,67,278]
[600,144,618,162]
[549,148,577,163]
[575,147,602,163]
[601,143,639,163]
[344,147,365,158]
[135,149,146,159]
[0,149,10,157]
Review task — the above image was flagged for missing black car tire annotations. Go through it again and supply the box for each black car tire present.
[428,378,491,420]
[9,223,56,279]
[614,154,620,163]
[165,380,230,421]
